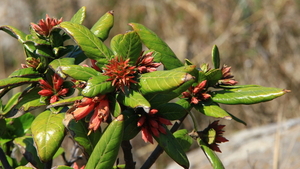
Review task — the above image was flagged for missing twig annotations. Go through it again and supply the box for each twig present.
[121,140,135,169]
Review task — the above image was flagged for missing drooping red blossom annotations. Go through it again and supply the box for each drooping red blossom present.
[90,59,102,72]
[136,51,161,73]
[182,80,211,104]
[31,14,63,36]
[200,120,228,153]
[103,56,137,92]
[38,74,69,103]
[219,65,238,85]
[71,95,110,133]
[137,109,172,144]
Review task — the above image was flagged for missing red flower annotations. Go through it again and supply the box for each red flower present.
[137,109,172,144]
[200,120,228,153]
[103,56,137,92]
[38,74,69,103]
[72,162,85,169]
[219,65,238,85]
[182,80,211,104]
[31,14,63,37]
[71,95,110,133]
[136,51,161,73]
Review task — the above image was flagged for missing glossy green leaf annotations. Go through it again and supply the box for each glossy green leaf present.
[70,6,86,24]
[85,115,124,169]
[47,96,83,109]
[175,98,192,110]
[198,138,225,169]
[2,92,22,115]
[139,70,193,95]
[15,167,34,169]
[60,65,100,81]
[0,77,42,89]
[108,95,121,117]
[154,126,189,169]
[13,136,44,169]
[110,31,142,64]
[0,25,27,43]
[56,22,113,68]
[10,88,46,118]
[117,90,150,110]
[82,75,115,97]
[49,58,75,78]
[35,46,54,58]
[211,86,290,105]
[173,129,193,152]
[31,110,65,162]
[156,103,187,120]
[9,68,40,78]
[122,109,140,141]
[205,69,222,86]
[91,10,114,41]
[67,119,101,157]
[129,23,183,69]
[212,45,220,69]
[11,113,35,137]
[193,100,232,119]
[55,166,74,169]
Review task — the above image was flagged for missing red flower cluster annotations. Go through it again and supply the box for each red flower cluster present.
[200,120,228,153]
[103,56,137,92]
[71,95,110,133]
[136,51,161,73]
[31,14,63,36]
[137,109,172,144]
[38,74,69,103]
[219,65,238,85]
[182,80,211,104]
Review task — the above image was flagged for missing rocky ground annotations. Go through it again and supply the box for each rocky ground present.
[167,118,300,169]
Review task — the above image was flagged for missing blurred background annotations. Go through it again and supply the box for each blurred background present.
[0,0,299,168]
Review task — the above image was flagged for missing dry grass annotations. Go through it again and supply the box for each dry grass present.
[0,0,299,168]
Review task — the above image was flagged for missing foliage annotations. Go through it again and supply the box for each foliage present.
[0,6,289,169]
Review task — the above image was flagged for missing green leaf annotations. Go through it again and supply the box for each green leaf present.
[212,45,220,69]
[85,115,124,169]
[139,70,193,95]
[108,94,121,117]
[154,126,189,169]
[122,109,140,141]
[156,103,187,120]
[9,68,40,78]
[82,75,115,97]
[173,129,193,152]
[31,110,65,162]
[91,10,114,41]
[60,65,101,81]
[198,138,225,169]
[11,113,35,137]
[47,96,83,109]
[193,100,232,119]
[67,119,101,157]
[117,90,150,110]
[0,25,27,43]
[228,112,247,125]
[13,136,44,169]
[205,69,222,86]
[49,58,75,78]
[55,166,74,169]
[211,86,290,105]
[0,77,42,89]
[56,22,113,68]
[110,31,142,64]
[2,92,22,115]
[129,23,183,69]
[70,6,86,24]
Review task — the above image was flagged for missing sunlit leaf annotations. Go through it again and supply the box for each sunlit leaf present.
[8,68,40,78]
[85,115,124,169]
[211,86,290,104]
[70,6,86,24]
[156,103,187,120]
[82,75,115,97]
[0,77,42,89]
[193,100,232,120]
[90,10,114,41]
[31,110,65,162]
[129,23,183,69]
[60,65,101,81]
[49,58,75,78]
[117,90,150,110]
[173,129,193,152]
